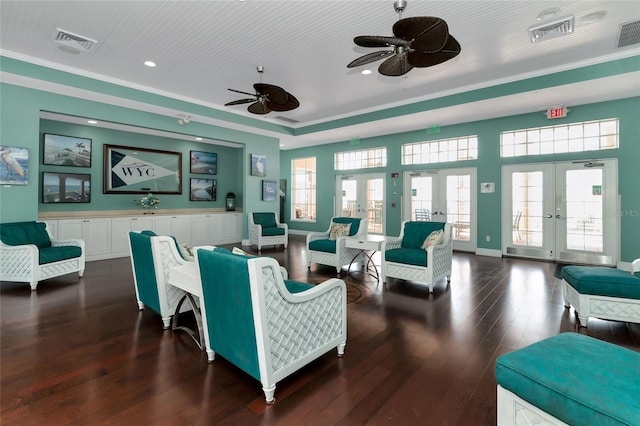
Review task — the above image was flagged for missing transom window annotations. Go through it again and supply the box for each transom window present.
[335,148,387,170]
[291,157,316,221]
[402,136,478,165]
[500,118,618,157]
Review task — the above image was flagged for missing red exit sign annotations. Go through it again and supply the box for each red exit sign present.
[546,106,568,119]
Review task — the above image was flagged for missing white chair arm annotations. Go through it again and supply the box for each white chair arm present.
[632,259,640,274]
[0,242,39,260]
[280,266,288,280]
[51,238,85,250]
[381,237,402,251]
[306,231,330,244]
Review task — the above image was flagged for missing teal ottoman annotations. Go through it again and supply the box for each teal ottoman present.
[561,264,640,327]
[496,333,640,425]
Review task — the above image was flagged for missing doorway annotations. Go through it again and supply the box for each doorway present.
[403,168,477,252]
[336,174,385,234]
[501,159,618,265]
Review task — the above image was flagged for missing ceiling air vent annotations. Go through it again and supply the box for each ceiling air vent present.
[53,28,97,52]
[273,116,299,124]
[528,16,574,43]
[617,20,640,48]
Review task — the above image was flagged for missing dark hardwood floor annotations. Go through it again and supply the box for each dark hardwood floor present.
[2,235,639,425]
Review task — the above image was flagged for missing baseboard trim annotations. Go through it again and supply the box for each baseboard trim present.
[475,248,503,258]
[288,229,310,237]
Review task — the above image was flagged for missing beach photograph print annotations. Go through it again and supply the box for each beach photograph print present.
[43,134,92,167]
[251,154,266,177]
[42,172,91,203]
[190,178,216,201]
[190,150,217,175]
[0,146,29,185]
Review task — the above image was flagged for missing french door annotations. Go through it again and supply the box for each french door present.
[403,168,477,252]
[336,173,385,234]
[501,159,618,265]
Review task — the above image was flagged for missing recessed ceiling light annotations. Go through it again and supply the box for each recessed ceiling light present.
[195,137,203,141]
[87,120,98,124]
[580,11,607,24]
[144,60,156,67]
[361,69,373,75]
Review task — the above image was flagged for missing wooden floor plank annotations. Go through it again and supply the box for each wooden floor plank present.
[2,236,638,424]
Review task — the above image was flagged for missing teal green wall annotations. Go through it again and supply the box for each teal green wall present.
[39,119,243,212]
[280,97,640,263]
[0,82,280,238]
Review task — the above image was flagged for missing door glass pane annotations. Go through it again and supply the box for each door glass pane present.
[446,175,471,241]
[366,178,384,234]
[512,171,543,247]
[340,180,357,217]
[565,169,603,252]
[411,176,433,220]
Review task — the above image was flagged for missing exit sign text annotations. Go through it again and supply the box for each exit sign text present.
[546,106,568,119]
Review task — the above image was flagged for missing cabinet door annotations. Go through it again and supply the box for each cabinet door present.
[42,220,58,240]
[111,218,132,257]
[222,213,239,244]
[58,219,84,240]
[171,215,192,246]
[191,215,211,247]
[83,218,111,258]
[133,216,154,232]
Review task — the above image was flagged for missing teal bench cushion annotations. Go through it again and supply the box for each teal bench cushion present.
[385,247,427,267]
[309,239,336,254]
[262,227,285,236]
[39,246,82,264]
[496,332,640,425]
[1,221,52,249]
[333,217,361,236]
[253,212,277,229]
[400,221,445,249]
[562,266,640,300]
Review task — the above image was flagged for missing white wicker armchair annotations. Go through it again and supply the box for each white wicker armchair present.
[0,221,85,291]
[306,217,368,273]
[128,230,194,329]
[248,212,288,251]
[195,247,347,404]
[381,221,453,293]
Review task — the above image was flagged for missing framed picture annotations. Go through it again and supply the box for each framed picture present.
[103,144,182,194]
[262,180,278,201]
[42,172,91,203]
[43,133,92,167]
[190,178,216,201]
[251,154,266,177]
[190,150,217,175]
[0,145,29,185]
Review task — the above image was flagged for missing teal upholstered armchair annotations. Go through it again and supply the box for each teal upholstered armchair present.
[0,221,85,290]
[128,230,193,329]
[306,216,368,273]
[195,247,347,404]
[381,221,453,293]
[249,212,288,251]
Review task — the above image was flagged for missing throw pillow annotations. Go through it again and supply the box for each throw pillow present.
[179,243,194,261]
[232,247,252,256]
[329,222,351,240]
[421,229,444,250]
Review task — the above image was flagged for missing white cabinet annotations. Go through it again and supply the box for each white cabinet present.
[57,218,112,261]
[111,216,155,257]
[40,212,242,261]
[155,215,192,246]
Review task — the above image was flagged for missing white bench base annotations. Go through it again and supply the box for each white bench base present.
[497,385,568,426]
[562,280,640,327]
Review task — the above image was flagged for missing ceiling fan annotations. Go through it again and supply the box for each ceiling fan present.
[225,66,299,115]
[347,0,461,77]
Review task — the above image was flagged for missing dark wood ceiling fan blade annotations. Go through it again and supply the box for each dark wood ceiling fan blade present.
[227,88,256,97]
[393,17,449,53]
[354,35,409,48]
[248,101,271,115]
[408,35,461,67]
[225,98,256,106]
[268,92,299,111]
[378,54,413,76]
[347,50,394,68]
[254,83,289,104]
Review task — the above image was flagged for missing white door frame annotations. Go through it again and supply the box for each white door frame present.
[336,173,386,235]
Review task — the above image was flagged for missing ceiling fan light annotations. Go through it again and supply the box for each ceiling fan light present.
[528,16,575,43]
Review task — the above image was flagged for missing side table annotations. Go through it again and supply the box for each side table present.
[345,235,386,281]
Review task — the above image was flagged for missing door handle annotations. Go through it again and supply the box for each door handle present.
[546,214,553,218]
[556,215,566,219]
